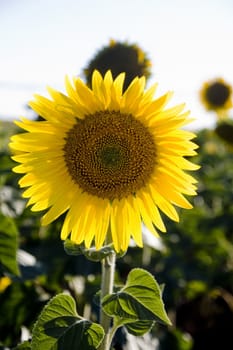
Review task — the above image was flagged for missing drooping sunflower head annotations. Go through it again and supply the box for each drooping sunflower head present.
[215,120,233,147]
[10,70,199,253]
[83,39,152,91]
[200,78,233,113]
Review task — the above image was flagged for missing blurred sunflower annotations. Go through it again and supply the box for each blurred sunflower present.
[0,276,11,292]
[215,120,233,147]
[10,71,199,252]
[83,39,152,91]
[200,78,233,114]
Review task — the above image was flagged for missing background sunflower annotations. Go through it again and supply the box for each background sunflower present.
[200,78,233,114]
[83,39,152,91]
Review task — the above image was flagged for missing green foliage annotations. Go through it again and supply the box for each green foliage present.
[13,341,32,350]
[159,328,193,350]
[31,293,104,350]
[0,280,45,347]
[0,213,20,276]
[102,268,171,336]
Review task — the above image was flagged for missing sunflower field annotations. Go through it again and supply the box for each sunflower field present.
[1,115,233,349]
[1,39,233,350]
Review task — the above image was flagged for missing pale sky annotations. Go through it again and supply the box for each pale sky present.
[0,0,233,130]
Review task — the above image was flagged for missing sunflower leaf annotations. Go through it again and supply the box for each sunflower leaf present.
[0,213,20,276]
[102,268,171,329]
[124,320,155,336]
[31,293,104,350]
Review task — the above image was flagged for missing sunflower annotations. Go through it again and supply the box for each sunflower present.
[10,71,199,253]
[0,276,11,293]
[83,39,152,91]
[215,120,233,147]
[200,78,233,113]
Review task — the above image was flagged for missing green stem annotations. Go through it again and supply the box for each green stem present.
[108,322,121,348]
[99,250,116,350]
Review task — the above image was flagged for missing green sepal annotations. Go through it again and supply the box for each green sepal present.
[31,293,104,350]
[63,239,83,256]
[64,239,125,261]
[102,268,171,334]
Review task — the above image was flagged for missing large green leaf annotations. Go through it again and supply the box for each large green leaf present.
[0,213,20,276]
[102,268,171,330]
[31,293,104,350]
